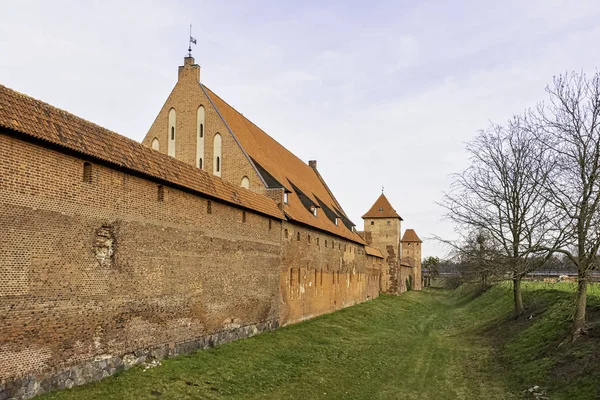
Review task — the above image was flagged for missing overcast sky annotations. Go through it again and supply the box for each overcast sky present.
[2,0,600,257]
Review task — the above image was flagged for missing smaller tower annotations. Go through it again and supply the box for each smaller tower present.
[401,229,422,291]
[362,193,403,293]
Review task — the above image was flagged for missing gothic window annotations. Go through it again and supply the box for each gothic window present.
[213,133,222,177]
[197,106,205,169]
[168,108,176,157]
[241,176,250,189]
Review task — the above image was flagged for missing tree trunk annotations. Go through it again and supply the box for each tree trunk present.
[569,271,588,341]
[513,275,524,318]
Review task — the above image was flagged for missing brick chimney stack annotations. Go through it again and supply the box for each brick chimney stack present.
[308,160,317,169]
[178,56,201,82]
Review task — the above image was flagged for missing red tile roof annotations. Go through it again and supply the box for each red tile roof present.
[0,84,284,220]
[203,86,366,245]
[362,193,402,219]
[401,229,422,243]
[365,246,384,259]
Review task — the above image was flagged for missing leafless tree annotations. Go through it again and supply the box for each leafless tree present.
[533,71,600,341]
[440,118,557,317]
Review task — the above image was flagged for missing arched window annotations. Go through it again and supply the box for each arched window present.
[168,108,176,157]
[151,138,159,151]
[197,106,205,169]
[241,176,250,189]
[213,133,222,177]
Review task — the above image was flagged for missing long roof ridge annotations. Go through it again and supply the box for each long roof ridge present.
[1,85,122,138]
[200,85,294,157]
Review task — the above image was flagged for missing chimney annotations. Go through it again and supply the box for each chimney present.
[178,56,201,83]
[308,160,317,170]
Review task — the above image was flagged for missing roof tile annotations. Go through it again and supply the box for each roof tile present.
[203,86,365,244]
[362,193,402,219]
[0,84,284,220]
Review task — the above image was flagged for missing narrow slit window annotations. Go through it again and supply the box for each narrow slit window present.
[200,123,204,138]
[207,200,212,214]
[285,229,289,238]
[157,185,164,202]
[216,156,221,172]
[171,126,175,140]
[269,219,272,230]
[317,237,320,246]
[83,162,92,183]
[242,211,246,223]
[325,240,328,248]
[308,235,311,244]
[297,232,300,241]
[199,158,203,169]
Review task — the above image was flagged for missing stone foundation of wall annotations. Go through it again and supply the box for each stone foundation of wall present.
[0,320,278,400]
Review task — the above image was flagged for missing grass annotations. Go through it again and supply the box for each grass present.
[39,282,600,400]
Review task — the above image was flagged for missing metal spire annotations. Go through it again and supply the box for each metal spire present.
[188,24,197,57]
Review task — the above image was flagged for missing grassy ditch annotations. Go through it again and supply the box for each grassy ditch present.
[40,282,600,399]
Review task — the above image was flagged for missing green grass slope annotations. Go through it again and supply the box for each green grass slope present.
[39,282,600,400]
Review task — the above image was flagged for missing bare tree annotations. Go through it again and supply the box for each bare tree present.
[440,118,556,317]
[533,71,600,341]
[450,230,505,289]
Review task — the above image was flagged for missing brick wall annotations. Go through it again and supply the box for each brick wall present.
[362,217,402,293]
[402,241,422,291]
[0,132,281,384]
[279,222,381,325]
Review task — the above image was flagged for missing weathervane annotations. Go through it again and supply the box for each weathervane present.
[188,24,197,57]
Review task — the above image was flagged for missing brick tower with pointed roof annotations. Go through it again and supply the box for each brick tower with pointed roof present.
[402,229,423,291]
[361,193,403,293]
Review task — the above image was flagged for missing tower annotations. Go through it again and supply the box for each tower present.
[362,193,403,293]
[401,229,422,290]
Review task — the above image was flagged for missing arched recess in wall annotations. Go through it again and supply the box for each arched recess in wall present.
[241,176,250,189]
[168,108,176,157]
[196,106,205,169]
[213,133,222,177]
[151,137,160,151]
